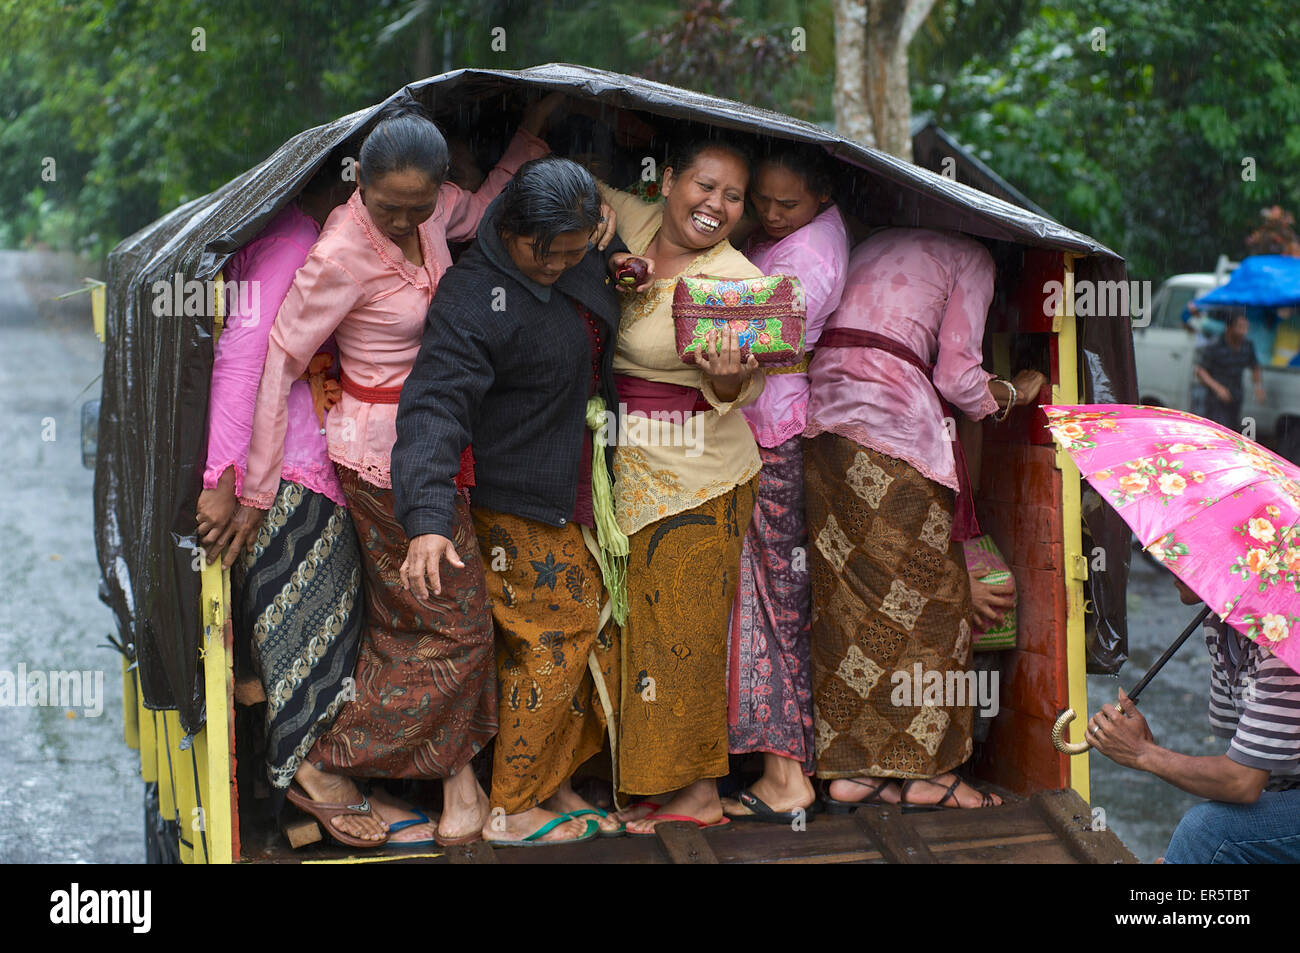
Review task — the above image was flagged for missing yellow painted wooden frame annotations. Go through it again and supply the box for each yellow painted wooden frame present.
[193,270,235,863]
[1053,254,1091,800]
[198,559,234,864]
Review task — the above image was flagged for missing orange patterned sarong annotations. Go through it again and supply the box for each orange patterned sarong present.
[472,509,619,814]
[618,477,758,797]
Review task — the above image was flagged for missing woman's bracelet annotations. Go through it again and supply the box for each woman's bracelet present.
[994,379,1016,422]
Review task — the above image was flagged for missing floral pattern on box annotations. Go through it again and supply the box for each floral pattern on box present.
[673,274,806,366]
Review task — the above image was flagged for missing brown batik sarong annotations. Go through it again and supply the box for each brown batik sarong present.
[804,434,975,780]
[472,509,619,814]
[619,477,758,797]
[308,466,497,778]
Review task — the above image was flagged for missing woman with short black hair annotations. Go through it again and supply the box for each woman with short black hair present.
[394,156,645,845]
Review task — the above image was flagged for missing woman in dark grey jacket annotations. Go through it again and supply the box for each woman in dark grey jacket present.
[392,156,652,846]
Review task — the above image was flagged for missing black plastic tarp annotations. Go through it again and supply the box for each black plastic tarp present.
[94,63,1135,734]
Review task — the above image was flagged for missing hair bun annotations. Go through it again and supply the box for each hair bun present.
[374,98,434,124]
[358,97,449,185]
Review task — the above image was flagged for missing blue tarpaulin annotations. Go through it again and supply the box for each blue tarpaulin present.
[1197,255,1300,307]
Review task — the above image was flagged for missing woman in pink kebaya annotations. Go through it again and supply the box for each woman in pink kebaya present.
[227,97,560,848]
[723,146,850,823]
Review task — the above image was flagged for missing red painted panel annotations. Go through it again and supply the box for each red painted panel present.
[1016,568,1068,657]
[1018,250,1065,334]
[976,709,1069,792]
[967,364,1073,793]
[962,278,1079,795]
[990,397,1054,446]
[1002,650,1068,722]
[984,249,1063,336]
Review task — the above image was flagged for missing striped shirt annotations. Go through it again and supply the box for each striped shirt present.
[1205,618,1300,790]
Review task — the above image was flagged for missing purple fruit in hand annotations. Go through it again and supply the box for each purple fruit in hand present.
[616,257,649,286]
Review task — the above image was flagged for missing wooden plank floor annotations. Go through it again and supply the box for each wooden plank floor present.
[239,789,1137,865]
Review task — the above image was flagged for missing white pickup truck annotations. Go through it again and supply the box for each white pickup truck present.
[1133,261,1300,454]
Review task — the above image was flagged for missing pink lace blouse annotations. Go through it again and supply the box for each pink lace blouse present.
[203,204,344,505]
[241,128,549,508]
[741,204,850,447]
[804,227,1000,491]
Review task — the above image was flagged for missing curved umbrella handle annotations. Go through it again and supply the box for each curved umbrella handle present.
[1051,708,1093,755]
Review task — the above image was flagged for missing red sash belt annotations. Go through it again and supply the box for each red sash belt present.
[339,371,402,404]
[614,373,712,417]
[817,327,979,542]
[340,371,475,490]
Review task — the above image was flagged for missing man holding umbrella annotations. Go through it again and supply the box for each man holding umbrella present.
[1087,575,1300,864]
[1045,403,1300,863]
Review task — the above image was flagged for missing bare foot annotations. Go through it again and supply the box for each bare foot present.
[826,776,901,806]
[898,773,1002,809]
[625,779,722,835]
[724,753,817,816]
[543,779,623,834]
[366,787,438,844]
[440,768,489,843]
[483,804,590,845]
[294,762,388,842]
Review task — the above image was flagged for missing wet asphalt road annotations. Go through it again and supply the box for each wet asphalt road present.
[0,251,142,863]
[0,251,1226,864]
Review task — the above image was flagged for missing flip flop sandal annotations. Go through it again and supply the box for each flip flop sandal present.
[285,783,389,849]
[564,807,626,838]
[385,809,440,847]
[820,778,895,815]
[898,777,999,813]
[726,789,819,825]
[619,800,660,817]
[626,812,732,837]
[484,813,599,848]
[609,800,660,825]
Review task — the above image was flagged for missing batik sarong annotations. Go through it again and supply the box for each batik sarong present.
[471,509,619,814]
[308,466,497,778]
[804,434,975,779]
[727,436,815,773]
[236,480,362,809]
[619,477,758,796]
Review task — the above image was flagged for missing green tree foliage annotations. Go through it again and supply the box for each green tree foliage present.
[0,0,407,252]
[913,0,1300,281]
[1,0,832,254]
[7,0,1295,283]
[635,0,815,117]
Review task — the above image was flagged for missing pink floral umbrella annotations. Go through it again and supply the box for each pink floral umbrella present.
[1045,404,1300,675]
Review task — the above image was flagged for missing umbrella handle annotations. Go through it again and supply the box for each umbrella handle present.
[1049,607,1212,756]
[1051,708,1093,755]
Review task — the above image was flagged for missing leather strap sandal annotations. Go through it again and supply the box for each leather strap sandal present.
[820,778,897,814]
[286,783,389,848]
[898,776,998,812]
